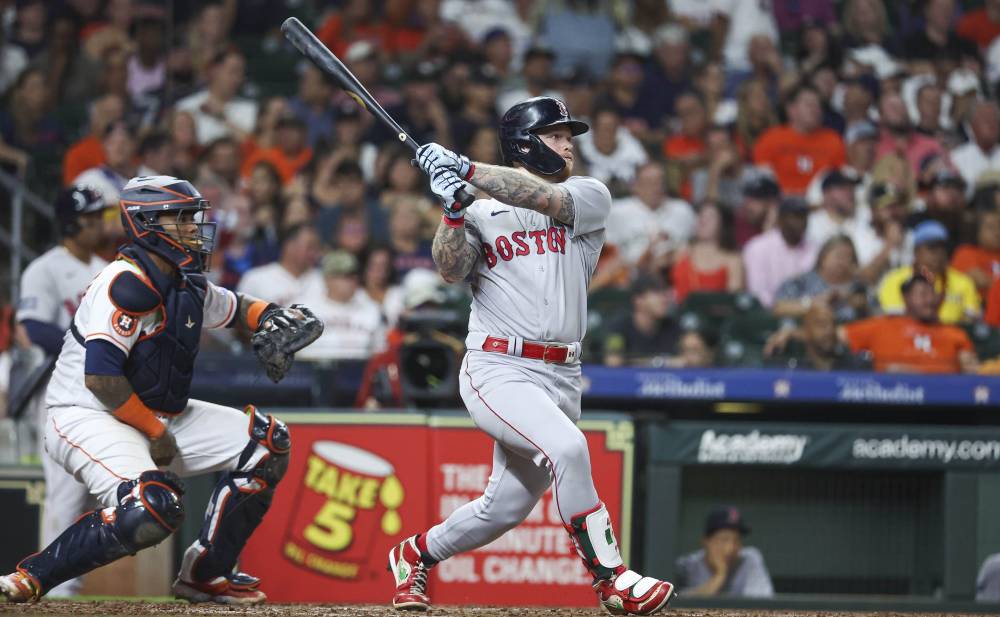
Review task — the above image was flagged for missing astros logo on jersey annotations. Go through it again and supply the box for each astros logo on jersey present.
[112,310,138,336]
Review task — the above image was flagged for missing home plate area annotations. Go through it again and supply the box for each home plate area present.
[0,603,984,617]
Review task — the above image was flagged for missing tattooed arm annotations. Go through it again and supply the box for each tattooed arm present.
[84,375,133,409]
[432,220,479,283]
[469,164,575,225]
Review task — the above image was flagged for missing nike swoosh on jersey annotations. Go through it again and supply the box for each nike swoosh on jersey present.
[490,210,509,216]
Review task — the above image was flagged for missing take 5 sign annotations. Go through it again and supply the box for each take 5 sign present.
[241,412,635,606]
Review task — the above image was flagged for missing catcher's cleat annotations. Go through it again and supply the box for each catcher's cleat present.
[593,570,675,616]
[389,535,433,610]
[0,571,41,603]
[172,573,267,605]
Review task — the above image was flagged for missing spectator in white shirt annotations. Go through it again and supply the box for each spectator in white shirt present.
[576,106,649,189]
[300,250,386,361]
[951,100,1000,194]
[606,162,696,269]
[807,169,870,248]
[857,182,914,284]
[176,47,257,145]
[712,0,779,75]
[237,223,324,307]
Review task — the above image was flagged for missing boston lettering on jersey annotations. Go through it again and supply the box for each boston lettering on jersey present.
[482,225,567,269]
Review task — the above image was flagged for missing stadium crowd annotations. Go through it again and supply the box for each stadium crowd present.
[2,0,1000,377]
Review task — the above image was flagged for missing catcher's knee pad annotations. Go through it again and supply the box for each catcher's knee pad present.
[240,405,291,484]
[182,407,289,584]
[115,470,186,549]
[19,470,184,593]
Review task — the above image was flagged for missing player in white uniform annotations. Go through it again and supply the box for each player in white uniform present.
[0,176,320,605]
[388,97,676,615]
[15,187,109,597]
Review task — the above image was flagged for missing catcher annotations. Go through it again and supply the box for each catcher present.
[0,176,322,605]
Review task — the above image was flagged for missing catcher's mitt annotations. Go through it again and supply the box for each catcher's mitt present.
[251,304,324,383]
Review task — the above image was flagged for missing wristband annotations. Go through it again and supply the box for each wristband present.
[443,214,465,228]
[113,393,165,439]
[463,162,476,181]
[247,300,275,331]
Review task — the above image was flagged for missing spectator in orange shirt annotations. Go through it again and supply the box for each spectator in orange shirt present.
[840,274,978,373]
[752,84,846,194]
[950,207,1000,298]
[956,0,1000,50]
[663,91,708,201]
[317,0,383,59]
[240,112,312,185]
[987,277,1000,327]
[62,93,124,186]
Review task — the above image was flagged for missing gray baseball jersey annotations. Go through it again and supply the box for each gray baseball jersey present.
[16,246,107,329]
[462,175,612,346]
[674,547,775,597]
[424,174,614,564]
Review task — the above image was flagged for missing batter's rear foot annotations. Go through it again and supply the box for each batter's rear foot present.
[389,535,433,610]
[172,573,267,605]
[0,571,41,603]
[594,570,675,615]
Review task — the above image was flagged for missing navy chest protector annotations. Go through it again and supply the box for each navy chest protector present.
[118,247,205,414]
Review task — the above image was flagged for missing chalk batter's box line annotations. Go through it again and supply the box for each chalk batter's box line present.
[273,411,635,563]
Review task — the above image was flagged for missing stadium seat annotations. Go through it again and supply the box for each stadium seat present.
[719,312,781,368]
[963,321,1000,361]
[677,292,762,336]
[588,288,631,330]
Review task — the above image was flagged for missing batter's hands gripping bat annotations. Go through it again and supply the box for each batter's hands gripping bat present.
[281,16,475,209]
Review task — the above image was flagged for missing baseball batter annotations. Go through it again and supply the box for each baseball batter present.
[1,176,321,605]
[389,97,675,615]
[15,187,109,597]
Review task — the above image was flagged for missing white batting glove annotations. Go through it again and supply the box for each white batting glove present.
[417,143,473,180]
[429,166,470,223]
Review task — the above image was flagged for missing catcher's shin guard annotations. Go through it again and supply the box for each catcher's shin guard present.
[16,471,184,597]
[566,503,675,616]
[178,406,289,589]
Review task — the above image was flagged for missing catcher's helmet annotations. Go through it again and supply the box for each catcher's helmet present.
[119,175,217,272]
[498,96,589,175]
[55,186,106,237]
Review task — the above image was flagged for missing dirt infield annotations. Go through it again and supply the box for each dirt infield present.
[0,603,988,617]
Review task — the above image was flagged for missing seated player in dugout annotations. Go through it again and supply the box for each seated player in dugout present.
[674,506,775,598]
[0,176,322,605]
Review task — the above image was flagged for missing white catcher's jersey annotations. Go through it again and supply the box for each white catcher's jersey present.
[463,175,611,345]
[16,246,107,329]
[46,259,238,412]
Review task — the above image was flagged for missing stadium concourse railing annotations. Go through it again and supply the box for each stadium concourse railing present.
[0,166,54,304]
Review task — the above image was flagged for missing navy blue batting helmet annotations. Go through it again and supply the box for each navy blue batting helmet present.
[119,175,217,272]
[498,96,589,175]
[55,186,106,237]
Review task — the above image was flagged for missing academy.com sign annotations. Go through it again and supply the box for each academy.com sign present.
[852,435,1000,463]
[697,429,809,464]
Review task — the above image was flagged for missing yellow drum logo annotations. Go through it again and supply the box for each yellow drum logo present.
[284,441,404,579]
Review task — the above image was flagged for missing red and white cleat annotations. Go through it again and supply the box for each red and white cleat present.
[172,572,267,605]
[594,570,676,616]
[389,535,432,611]
[0,571,41,603]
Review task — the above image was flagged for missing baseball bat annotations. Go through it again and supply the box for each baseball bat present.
[280,17,475,208]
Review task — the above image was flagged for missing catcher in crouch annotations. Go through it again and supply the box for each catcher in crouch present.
[0,175,322,605]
